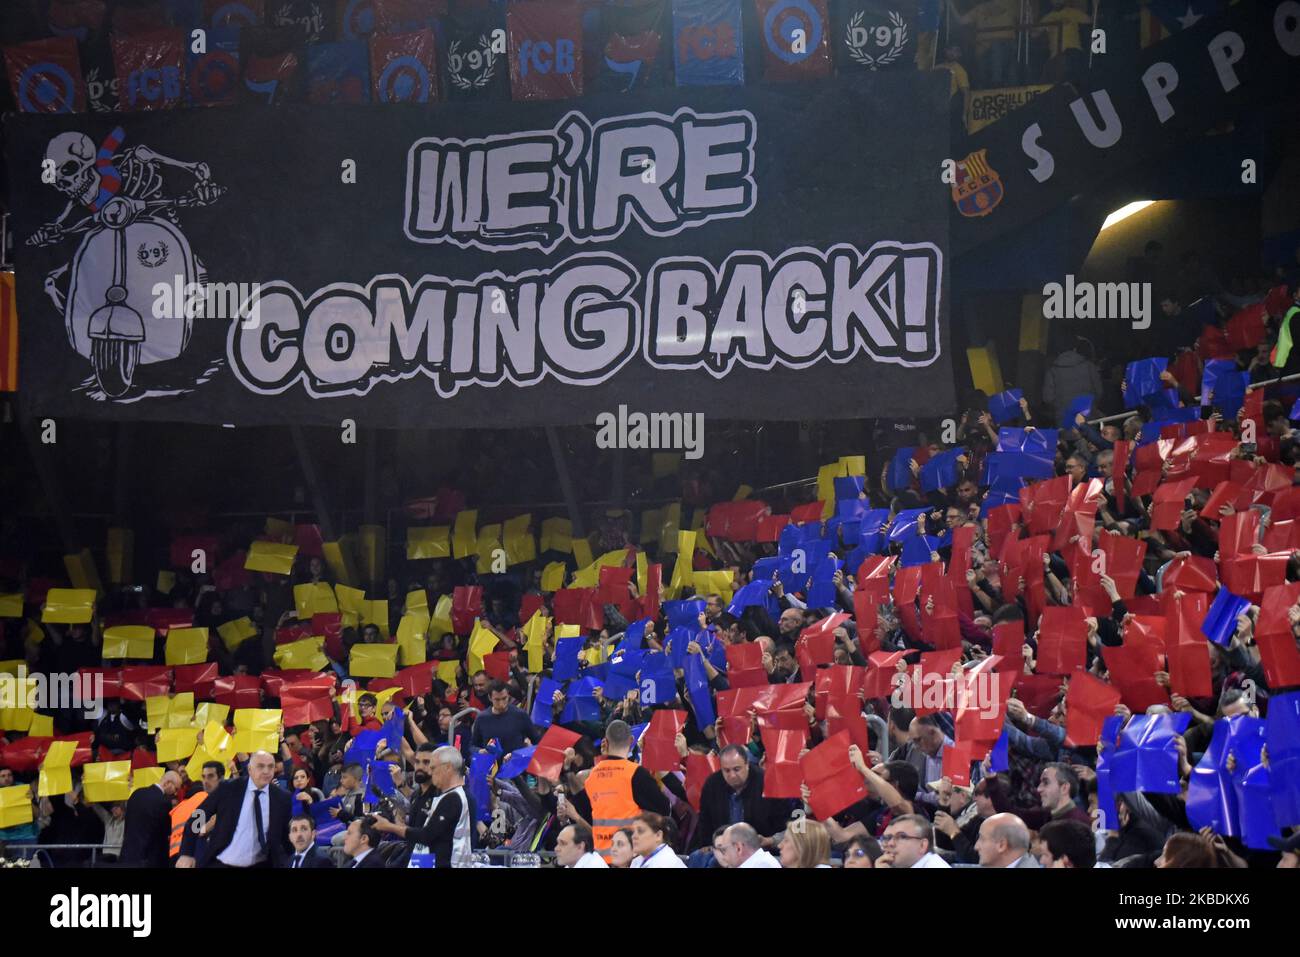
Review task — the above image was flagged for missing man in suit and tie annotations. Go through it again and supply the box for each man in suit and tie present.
[341,817,385,868]
[120,770,182,867]
[284,813,334,869]
[197,751,293,868]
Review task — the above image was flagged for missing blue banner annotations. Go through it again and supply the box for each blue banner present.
[672,0,744,86]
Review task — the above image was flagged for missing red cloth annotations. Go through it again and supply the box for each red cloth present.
[800,730,867,819]
[1064,672,1121,748]
[526,725,582,781]
[1035,606,1088,675]
[640,709,687,772]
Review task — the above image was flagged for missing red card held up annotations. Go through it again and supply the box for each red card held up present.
[1100,641,1168,713]
[685,753,721,810]
[863,651,908,699]
[640,709,687,773]
[119,666,172,701]
[526,724,583,781]
[799,730,867,820]
[1035,606,1088,675]
[941,740,975,787]
[1064,672,1121,748]
[1166,640,1213,699]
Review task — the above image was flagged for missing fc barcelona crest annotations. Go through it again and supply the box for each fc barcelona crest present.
[951,149,1003,218]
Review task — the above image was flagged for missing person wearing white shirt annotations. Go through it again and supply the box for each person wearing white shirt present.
[881,814,952,869]
[555,823,609,869]
[629,812,686,869]
[726,823,783,868]
[216,772,272,868]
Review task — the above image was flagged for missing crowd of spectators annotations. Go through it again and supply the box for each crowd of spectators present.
[1,245,1299,870]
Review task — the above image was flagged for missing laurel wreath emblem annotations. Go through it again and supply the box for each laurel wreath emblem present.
[449,35,497,91]
[846,10,908,69]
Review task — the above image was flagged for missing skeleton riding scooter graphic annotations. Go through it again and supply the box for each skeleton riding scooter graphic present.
[28,128,224,398]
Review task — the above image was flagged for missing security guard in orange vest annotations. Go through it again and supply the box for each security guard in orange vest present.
[581,720,670,860]
[173,760,225,866]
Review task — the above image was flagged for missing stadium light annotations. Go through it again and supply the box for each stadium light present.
[1100,200,1155,231]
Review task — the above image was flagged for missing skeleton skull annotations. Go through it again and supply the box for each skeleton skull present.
[45,132,99,205]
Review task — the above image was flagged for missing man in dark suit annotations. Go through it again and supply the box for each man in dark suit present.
[689,746,792,852]
[284,813,334,869]
[341,817,385,868]
[197,751,293,868]
[120,770,182,867]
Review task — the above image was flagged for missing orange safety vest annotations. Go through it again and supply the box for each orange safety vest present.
[584,757,641,859]
[169,791,208,858]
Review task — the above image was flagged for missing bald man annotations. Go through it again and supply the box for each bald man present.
[121,770,182,868]
[975,813,1041,868]
[197,751,294,868]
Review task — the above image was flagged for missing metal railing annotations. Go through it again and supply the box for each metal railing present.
[2,843,118,867]
[3,842,557,868]
[1087,369,1300,427]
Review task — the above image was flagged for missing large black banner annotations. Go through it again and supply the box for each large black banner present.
[5,74,952,428]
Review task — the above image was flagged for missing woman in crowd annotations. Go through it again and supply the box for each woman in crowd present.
[1101,793,1170,866]
[629,812,686,868]
[291,767,325,809]
[608,827,637,869]
[842,835,883,868]
[780,819,832,868]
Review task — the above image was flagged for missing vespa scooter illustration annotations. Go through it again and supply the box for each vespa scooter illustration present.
[28,128,224,398]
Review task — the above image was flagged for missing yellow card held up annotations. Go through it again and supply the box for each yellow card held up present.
[336,584,366,615]
[165,627,210,666]
[42,588,96,624]
[157,727,199,762]
[130,766,165,793]
[0,705,35,732]
[82,761,132,802]
[349,643,398,679]
[102,625,156,660]
[436,659,461,686]
[28,713,55,737]
[539,517,573,554]
[0,594,23,618]
[217,617,259,653]
[244,541,298,575]
[452,510,479,559]
[193,702,229,729]
[38,765,73,797]
[0,785,34,827]
[540,561,567,592]
[430,594,454,636]
[407,526,452,560]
